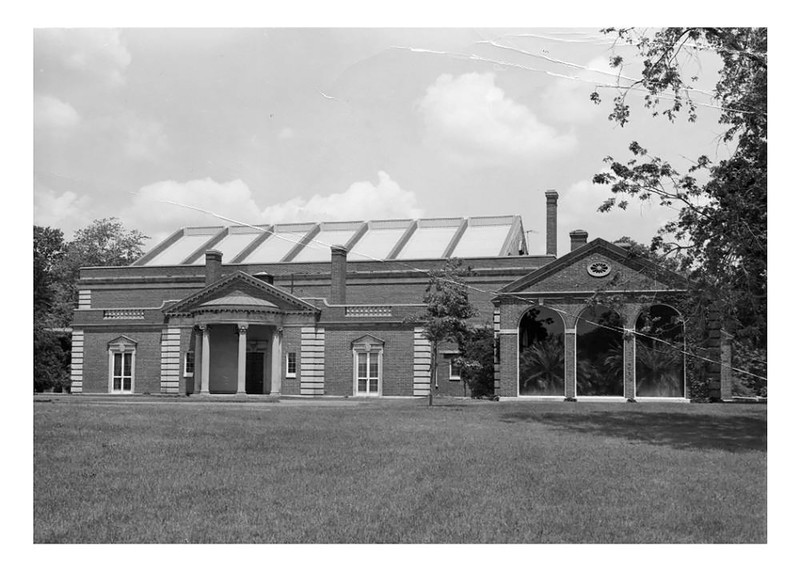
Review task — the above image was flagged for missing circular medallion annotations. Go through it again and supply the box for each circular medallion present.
[587,261,611,277]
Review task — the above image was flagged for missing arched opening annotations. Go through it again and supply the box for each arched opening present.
[518,306,565,396]
[635,305,685,397]
[576,305,624,396]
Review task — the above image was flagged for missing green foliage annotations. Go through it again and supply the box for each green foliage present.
[34,226,66,320]
[33,219,148,391]
[519,336,564,395]
[50,218,148,327]
[33,323,70,392]
[454,326,495,397]
[591,28,767,388]
[731,341,767,397]
[409,259,478,404]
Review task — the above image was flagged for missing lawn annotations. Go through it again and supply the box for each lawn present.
[33,397,767,543]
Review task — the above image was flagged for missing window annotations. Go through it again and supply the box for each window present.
[449,358,462,381]
[108,337,136,394]
[355,350,381,396]
[110,351,134,393]
[184,351,195,377]
[286,352,297,378]
[351,336,384,397]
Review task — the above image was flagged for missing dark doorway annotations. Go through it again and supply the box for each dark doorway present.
[245,352,265,394]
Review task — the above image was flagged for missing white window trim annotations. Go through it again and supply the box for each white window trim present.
[108,347,136,394]
[352,346,383,397]
[286,351,297,378]
[183,350,195,377]
[442,351,461,381]
[449,358,462,381]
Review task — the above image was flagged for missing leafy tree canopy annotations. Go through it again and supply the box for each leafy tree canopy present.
[590,28,767,357]
[33,219,148,391]
[409,259,477,404]
[48,218,149,327]
[34,226,66,319]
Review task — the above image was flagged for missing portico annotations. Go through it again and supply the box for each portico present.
[195,321,283,395]
[163,271,320,396]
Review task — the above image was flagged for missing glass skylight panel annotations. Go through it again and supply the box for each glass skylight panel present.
[395,225,459,259]
[450,224,512,257]
[190,231,263,264]
[239,231,309,263]
[145,232,218,265]
[291,229,358,262]
[348,224,410,261]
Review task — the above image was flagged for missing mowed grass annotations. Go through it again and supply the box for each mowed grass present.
[34,397,767,543]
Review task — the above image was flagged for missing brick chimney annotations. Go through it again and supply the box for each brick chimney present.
[205,250,222,285]
[330,245,347,305]
[545,190,558,256]
[569,230,588,252]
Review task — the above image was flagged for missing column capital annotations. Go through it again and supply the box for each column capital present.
[237,323,249,334]
[198,323,209,332]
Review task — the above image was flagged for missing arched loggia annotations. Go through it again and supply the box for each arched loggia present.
[518,306,565,396]
[635,304,686,398]
[576,305,624,396]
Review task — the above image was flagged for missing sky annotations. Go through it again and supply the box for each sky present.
[33,26,733,256]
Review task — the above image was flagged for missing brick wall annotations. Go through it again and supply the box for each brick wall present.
[81,328,163,394]
[523,252,673,294]
[91,286,201,309]
[281,326,302,396]
[208,324,239,393]
[324,326,415,396]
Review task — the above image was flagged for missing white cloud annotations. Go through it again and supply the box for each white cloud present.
[34,94,80,131]
[261,171,422,223]
[122,178,262,241]
[419,72,576,165]
[34,185,92,238]
[123,172,423,243]
[278,127,295,140]
[35,29,131,86]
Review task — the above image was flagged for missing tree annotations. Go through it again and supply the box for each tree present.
[34,226,66,321]
[49,218,149,327]
[34,226,68,392]
[410,259,477,405]
[32,219,148,391]
[454,326,495,398]
[590,28,767,387]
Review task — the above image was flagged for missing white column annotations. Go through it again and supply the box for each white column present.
[270,328,283,396]
[200,325,210,394]
[237,324,248,395]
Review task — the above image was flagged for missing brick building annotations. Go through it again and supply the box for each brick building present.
[70,192,726,400]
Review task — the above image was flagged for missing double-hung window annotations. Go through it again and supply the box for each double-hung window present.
[184,351,195,377]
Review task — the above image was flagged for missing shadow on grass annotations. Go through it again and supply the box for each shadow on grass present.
[500,410,766,453]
